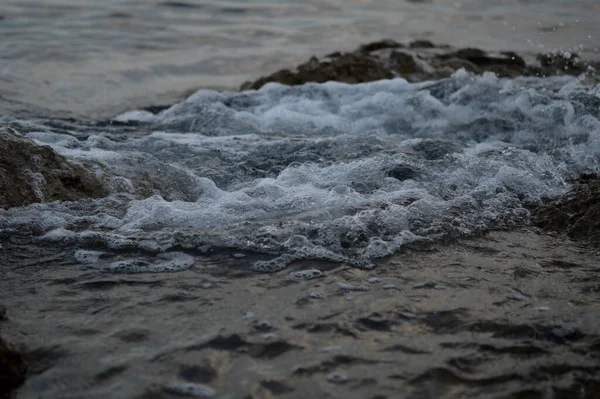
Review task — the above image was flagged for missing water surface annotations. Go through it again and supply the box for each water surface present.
[1,0,598,118]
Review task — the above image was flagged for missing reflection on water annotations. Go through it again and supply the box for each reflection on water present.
[0,0,598,118]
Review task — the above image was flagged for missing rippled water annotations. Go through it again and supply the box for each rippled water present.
[1,0,599,118]
[2,2,600,397]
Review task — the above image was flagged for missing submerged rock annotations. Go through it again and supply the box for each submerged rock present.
[241,40,599,90]
[0,335,27,396]
[0,128,107,209]
[533,174,600,244]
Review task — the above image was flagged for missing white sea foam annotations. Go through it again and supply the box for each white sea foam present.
[2,72,599,272]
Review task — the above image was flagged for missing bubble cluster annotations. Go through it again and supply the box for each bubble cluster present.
[2,72,599,272]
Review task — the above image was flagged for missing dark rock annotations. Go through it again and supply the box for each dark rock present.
[0,335,27,396]
[409,39,435,49]
[537,52,588,74]
[437,48,527,77]
[240,53,393,90]
[390,51,420,76]
[179,362,217,383]
[240,39,600,92]
[533,174,600,244]
[260,378,295,394]
[359,39,404,54]
[0,128,108,209]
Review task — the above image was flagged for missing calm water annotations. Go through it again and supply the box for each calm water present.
[1,0,599,118]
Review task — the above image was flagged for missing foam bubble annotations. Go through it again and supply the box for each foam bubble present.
[107,252,194,274]
[74,250,105,264]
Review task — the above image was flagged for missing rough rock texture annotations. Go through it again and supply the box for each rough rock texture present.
[533,174,600,244]
[241,53,394,90]
[0,128,108,209]
[0,335,27,397]
[241,39,599,90]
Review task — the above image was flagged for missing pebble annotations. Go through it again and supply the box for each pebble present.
[535,306,551,312]
[261,333,277,340]
[309,291,324,299]
[337,282,370,291]
[243,311,255,320]
[232,253,246,258]
[367,277,380,283]
[327,372,348,383]
[382,284,396,290]
[288,269,324,281]
[252,320,273,331]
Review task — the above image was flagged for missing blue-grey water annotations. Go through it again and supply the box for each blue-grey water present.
[2,2,600,399]
[1,0,598,118]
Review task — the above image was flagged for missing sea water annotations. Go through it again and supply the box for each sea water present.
[2,71,599,272]
[0,0,598,118]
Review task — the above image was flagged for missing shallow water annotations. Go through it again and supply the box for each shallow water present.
[2,230,600,398]
[1,0,599,118]
[2,2,600,397]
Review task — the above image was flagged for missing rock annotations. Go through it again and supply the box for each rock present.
[0,128,107,209]
[533,174,600,244]
[0,335,27,396]
[409,39,435,49]
[537,52,587,75]
[327,371,349,383]
[358,39,403,54]
[436,48,527,78]
[240,53,394,90]
[390,51,420,76]
[240,39,600,92]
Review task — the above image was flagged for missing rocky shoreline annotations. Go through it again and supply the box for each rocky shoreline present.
[240,39,600,90]
[1,40,600,398]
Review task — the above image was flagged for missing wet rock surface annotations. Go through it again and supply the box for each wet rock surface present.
[534,174,600,244]
[1,229,599,399]
[241,39,599,90]
[0,334,27,397]
[241,53,394,91]
[0,128,108,209]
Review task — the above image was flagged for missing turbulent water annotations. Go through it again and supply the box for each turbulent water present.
[2,71,600,273]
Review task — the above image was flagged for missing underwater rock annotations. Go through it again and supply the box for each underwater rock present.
[0,335,27,396]
[533,174,600,244]
[0,128,107,209]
